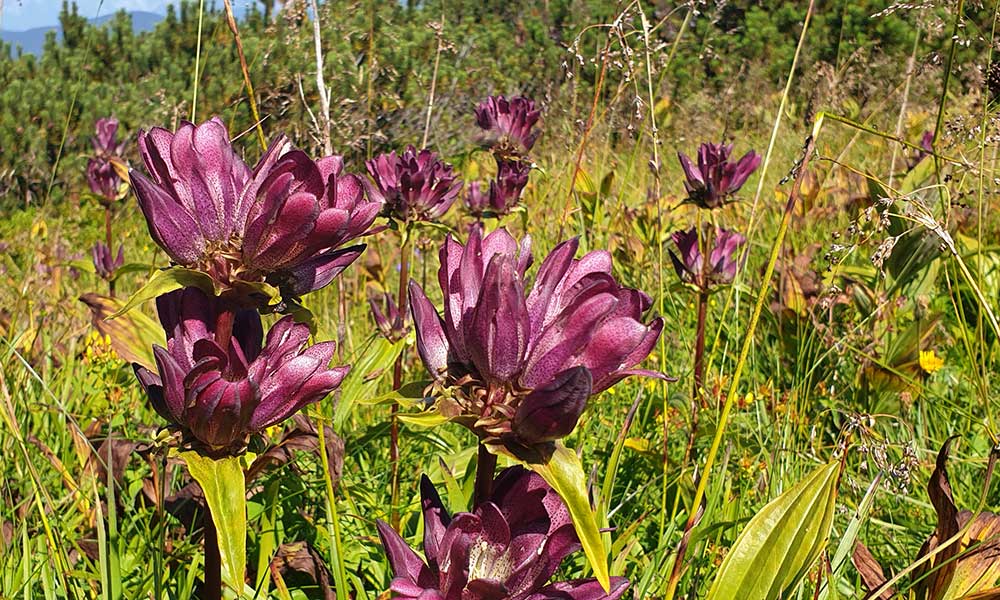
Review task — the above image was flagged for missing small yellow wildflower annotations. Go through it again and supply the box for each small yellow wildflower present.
[919,349,944,374]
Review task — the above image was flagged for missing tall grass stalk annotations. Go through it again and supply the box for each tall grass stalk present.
[745,0,817,237]
[223,0,267,151]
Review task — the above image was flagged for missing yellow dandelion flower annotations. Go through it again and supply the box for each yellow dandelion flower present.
[919,350,944,374]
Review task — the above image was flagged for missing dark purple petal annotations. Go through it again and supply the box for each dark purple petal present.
[468,254,529,382]
[420,475,451,568]
[512,366,591,443]
[409,281,450,379]
[376,519,431,584]
[131,170,206,264]
[279,244,365,296]
[524,577,630,600]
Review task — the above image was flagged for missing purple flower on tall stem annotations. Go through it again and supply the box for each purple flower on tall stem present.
[130,117,379,301]
[908,130,935,169]
[369,291,408,343]
[133,287,349,453]
[365,146,462,223]
[408,227,665,452]
[91,241,124,281]
[87,117,126,203]
[677,142,761,209]
[669,226,746,291]
[475,95,541,159]
[465,160,531,220]
[377,467,629,600]
[464,181,491,219]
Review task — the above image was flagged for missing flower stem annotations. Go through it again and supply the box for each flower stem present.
[202,505,222,600]
[681,288,708,468]
[389,232,413,529]
[104,205,115,297]
[473,443,497,507]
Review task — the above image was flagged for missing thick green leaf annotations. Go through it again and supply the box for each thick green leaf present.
[333,336,406,429]
[509,442,610,592]
[706,461,840,600]
[110,267,215,318]
[79,293,165,370]
[179,451,247,597]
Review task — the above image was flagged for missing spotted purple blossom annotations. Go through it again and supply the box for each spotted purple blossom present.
[669,226,746,290]
[92,241,124,281]
[408,227,665,452]
[677,142,760,209]
[87,117,126,203]
[369,291,408,343]
[133,287,349,452]
[130,117,378,301]
[377,467,629,600]
[365,146,462,223]
[475,95,541,159]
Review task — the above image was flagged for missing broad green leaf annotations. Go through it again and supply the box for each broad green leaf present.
[818,474,882,600]
[499,442,610,592]
[396,406,449,428]
[706,461,840,600]
[179,451,247,597]
[110,267,215,318]
[79,293,165,370]
[362,380,434,408]
[333,336,406,429]
[574,167,596,195]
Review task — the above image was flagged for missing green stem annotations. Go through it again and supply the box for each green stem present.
[104,206,115,297]
[389,232,413,529]
[317,420,350,600]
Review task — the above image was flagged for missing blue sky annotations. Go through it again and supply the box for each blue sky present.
[1,0,171,30]
[1,0,262,31]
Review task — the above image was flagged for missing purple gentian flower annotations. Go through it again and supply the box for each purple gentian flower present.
[677,142,761,209]
[475,95,541,159]
[408,227,665,450]
[130,117,378,300]
[464,181,491,219]
[87,117,126,202]
[908,131,934,169]
[369,292,408,343]
[365,146,462,223]
[133,287,349,452]
[668,226,746,290]
[92,241,124,281]
[377,467,629,600]
[487,159,531,215]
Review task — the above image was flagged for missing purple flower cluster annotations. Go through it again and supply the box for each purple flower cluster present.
[91,241,124,281]
[131,117,379,301]
[134,287,348,452]
[409,227,664,451]
[87,117,126,203]
[677,142,760,209]
[369,291,408,343]
[366,146,462,224]
[377,467,628,600]
[466,96,540,219]
[669,227,746,291]
[475,95,541,159]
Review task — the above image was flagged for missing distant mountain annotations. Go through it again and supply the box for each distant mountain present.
[0,10,164,57]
